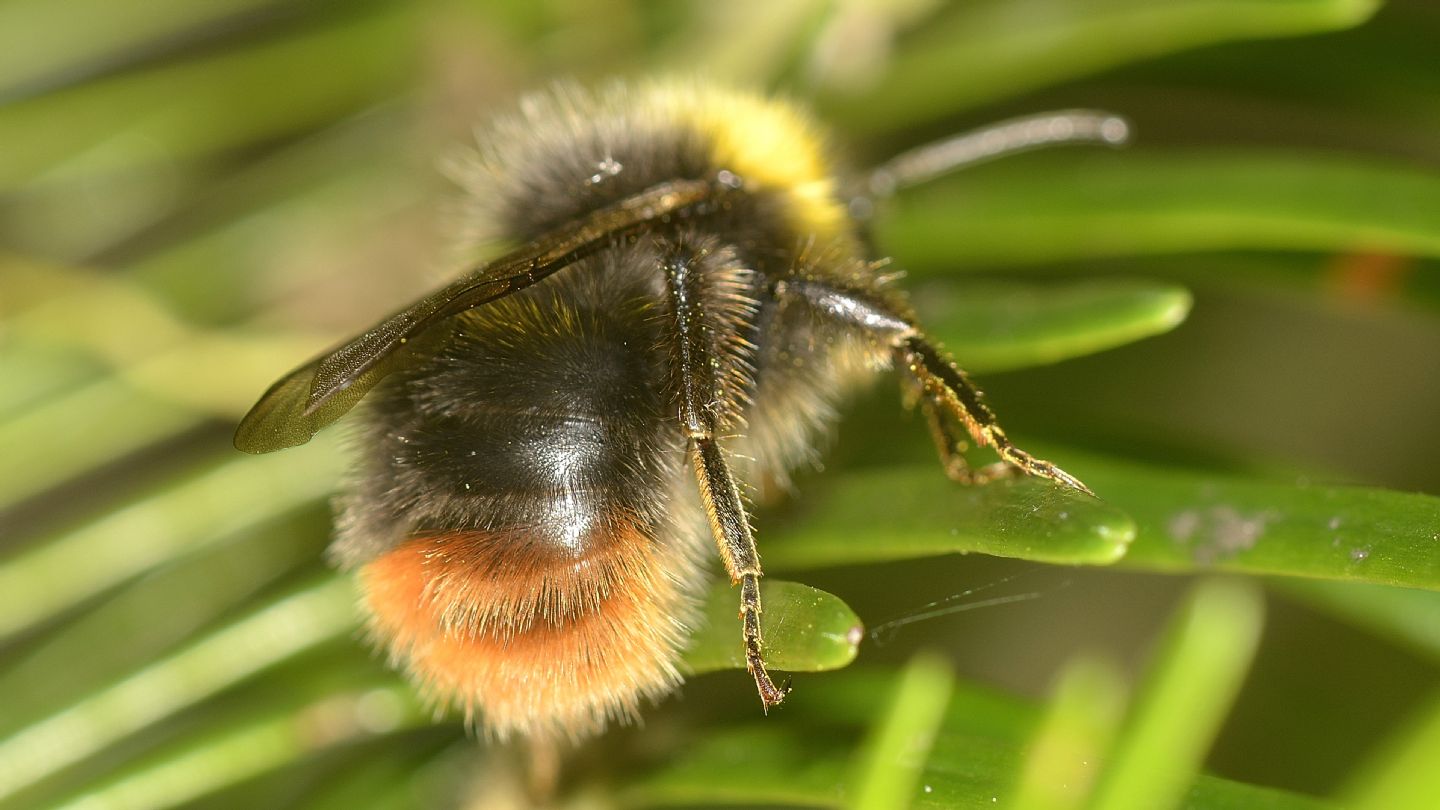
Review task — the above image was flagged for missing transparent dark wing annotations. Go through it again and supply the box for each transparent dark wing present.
[234,177,717,453]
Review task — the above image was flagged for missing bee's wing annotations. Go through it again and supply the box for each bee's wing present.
[234,178,716,453]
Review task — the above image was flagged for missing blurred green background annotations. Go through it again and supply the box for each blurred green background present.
[3,0,1440,808]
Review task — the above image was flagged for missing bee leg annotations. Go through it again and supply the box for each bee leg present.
[691,436,790,710]
[779,277,1093,496]
[916,387,1015,486]
[895,336,1092,495]
[663,247,787,711]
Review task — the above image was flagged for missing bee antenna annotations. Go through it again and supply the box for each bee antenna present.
[865,109,1131,200]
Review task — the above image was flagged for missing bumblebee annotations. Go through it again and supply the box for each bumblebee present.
[236,80,1114,743]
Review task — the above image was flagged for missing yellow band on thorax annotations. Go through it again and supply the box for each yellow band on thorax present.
[645,81,848,244]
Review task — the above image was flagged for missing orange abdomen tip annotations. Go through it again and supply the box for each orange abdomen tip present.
[358,525,694,741]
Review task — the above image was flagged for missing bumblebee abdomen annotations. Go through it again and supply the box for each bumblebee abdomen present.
[337,251,711,738]
[336,250,675,546]
[359,519,694,740]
